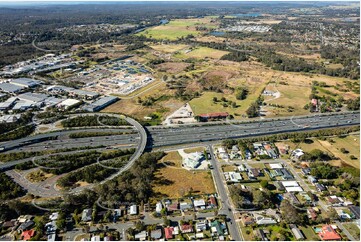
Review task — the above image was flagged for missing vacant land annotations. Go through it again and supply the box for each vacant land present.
[175,47,229,60]
[150,44,189,53]
[152,151,215,199]
[278,134,360,168]
[137,18,218,40]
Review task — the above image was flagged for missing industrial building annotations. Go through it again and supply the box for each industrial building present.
[83,96,118,112]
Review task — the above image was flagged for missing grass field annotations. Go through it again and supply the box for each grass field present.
[175,47,229,60]
[150,44,189,53]
[103,81,184,121]
[137,18,217,40]
[277,133,360,168]
[152,151,215,199]
[343,223,360,241]
[266,84,310,116]
[184,147,205,153]
[189,82,265,119]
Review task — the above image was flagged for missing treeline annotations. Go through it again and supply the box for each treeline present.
[230,185,274,209]
[320,45,360,80]
[0,173,26,200]
[0,124,35,142]
[97,151,165,205]
[300,149,333,162]
[310,161,359,204]
[255,48,359,80]
[57,154,132,188]
[36,151,100,175]
[69,131,134,138]
[0,145,105,163]
[61,115,128,127]
[221,51,248,62]
[36,149,135,175]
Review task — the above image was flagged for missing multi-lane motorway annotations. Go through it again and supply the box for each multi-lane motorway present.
[0,111,359,240]
[148,112,359,147]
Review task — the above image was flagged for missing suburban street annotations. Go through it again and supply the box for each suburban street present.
[208,145,243,241]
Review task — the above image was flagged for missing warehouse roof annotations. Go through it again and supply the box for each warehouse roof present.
[0,82,24,93]
[10,78,41,88]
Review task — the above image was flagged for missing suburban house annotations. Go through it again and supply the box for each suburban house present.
[193,199,206,210]
[21,230,35,241]
[248,168,261,179]
[129,205,138,215]
[180,224,193,233]
[179,202,193,211]
[166,202,179,212]
[318,225,341,241]
[210,220,225,236]
[307,208,318,221]
[81,209,92,222]
[292,149,305,160]
[164,227,174,240]
[315,183,326,192]
[290,224,305,240]
[240,214,255,226]
[254,215,277,225]
[196,220,208,232]
[208,196,218,207]
[134,231,147,241]
[156,202,163,214]
[150,229,162,240]
[224,172,243,183]
[301,167,311,176]
[308,175,318,184]
[18,220,35,232]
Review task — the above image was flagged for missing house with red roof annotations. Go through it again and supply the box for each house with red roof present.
[164,227,174,240]
[22,230,35,241]
[318,225,341,241]
[209,196,217,207]
[180,224,193,233]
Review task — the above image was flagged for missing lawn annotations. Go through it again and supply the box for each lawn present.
[266,83,311,116]
[184,147,205,153]
[189,83,265,120]
[318,134,360,169]
[298,225,320,241]
[343,223,360,241]
[222,165,236,172]
[151,151,215,200]
[150,44,189,53]
[175,47,229,60]
[102,81,184,121]
[137,18,217,40]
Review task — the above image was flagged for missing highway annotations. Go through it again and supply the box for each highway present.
[1,112,359,170]
[148,112,359,147]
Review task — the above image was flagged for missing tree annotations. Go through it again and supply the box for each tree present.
[163,217,170,227]
[260,180,268,188]
[246,102,259,118]
[280,200,301,224]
